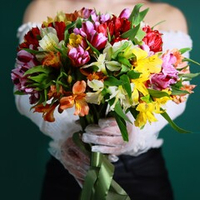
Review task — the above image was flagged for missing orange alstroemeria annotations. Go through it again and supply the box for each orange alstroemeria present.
[42,51,61,68]
[48,85,65,99]
[59,80,89,116]
[34,102,58,122]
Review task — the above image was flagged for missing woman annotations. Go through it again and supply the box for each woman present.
[15,0,192,199]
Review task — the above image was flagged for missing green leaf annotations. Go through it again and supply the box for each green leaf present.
[24,65,53,75]
[14,90,25,95]
[179,72,200,81]
[111,41,129,59]
[117,55,132,67]
[161,111,191,133]
[120,74,132,98]
[179,47,191,54]
[129,4,149,27]
[104,77,121,86]
[113,112,129,142]
[114,101,132,124]
[127,70,141,79]
[171,87,189,96]
[86,39,100,57]
[148,89,170,98]
[23,48,46,55]
[183,57,200,65]
[28,73,48,82]
[121,24,140,41]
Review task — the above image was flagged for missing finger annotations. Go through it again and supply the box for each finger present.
[85,124,121,136]
[91,145,125,155]
[98,118,118,128]
[82,133,125,146]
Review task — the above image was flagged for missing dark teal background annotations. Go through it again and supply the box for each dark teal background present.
[1,0,200,199]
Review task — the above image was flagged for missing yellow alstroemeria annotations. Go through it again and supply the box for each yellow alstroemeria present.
[132,47,162,77]
[134,102,162,128]
[69,33,84,48]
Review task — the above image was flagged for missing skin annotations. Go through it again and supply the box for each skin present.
[22,0,188,33]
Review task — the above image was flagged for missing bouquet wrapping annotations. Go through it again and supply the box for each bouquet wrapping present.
[11,4,200,200]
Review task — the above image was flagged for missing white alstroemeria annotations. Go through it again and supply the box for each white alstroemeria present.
[108,85,131,111]
[39,27,59,51]
[86,91,104,105]
[82,53,107,74]
[105,61,121,71]
[86,79,104,105]
[87,79,104,91]
[86,79,104,104]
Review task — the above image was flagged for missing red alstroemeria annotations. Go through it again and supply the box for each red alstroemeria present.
[59,81,89,116]
[99,16,131,44]
[43,21,66,41]
[18,27,41,50]
[142,25,163,53]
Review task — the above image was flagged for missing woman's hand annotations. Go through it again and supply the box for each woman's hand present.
[60,137,90,187]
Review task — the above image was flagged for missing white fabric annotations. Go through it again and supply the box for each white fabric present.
[15,23,193,158]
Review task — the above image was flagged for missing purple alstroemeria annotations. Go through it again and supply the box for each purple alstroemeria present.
[150,51,179,90]
[11,50,40,104]
[11,50,37,92]
[119,8,131,19]
[162,51,178,78]
[150,73,177,90]
[74,21,107,50]
[68,45,90,67]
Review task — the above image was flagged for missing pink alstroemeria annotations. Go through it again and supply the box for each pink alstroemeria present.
[68,45,90,67]
[11,50,36,92]
[74,21,107,50]
[11,49,40,104]
[119,8,131,19]
[150,51,179,90]
[59,81,89,116]
[150,73,177,90]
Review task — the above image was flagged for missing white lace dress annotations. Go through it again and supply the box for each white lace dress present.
[15,23,193,159]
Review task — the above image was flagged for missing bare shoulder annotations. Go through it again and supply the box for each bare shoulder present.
[22,0,60,23]
[148,3,188,33]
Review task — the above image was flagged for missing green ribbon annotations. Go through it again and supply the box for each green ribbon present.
[80,152,131,200]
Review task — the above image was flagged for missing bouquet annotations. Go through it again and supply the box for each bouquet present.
[11,4,200,200]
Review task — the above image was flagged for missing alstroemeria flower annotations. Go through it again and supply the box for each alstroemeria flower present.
[172,84,196,104]
[142,25,163,53]
[86,79,104,104]
[135,102,162,128]
[82,53,107,74]
[132,47,162,77]
[119,8,131,19]
[39,27,60,51]
[18,27,41,50]
[11,50,38,93]
[42,51,61,68]
[59,81,89,116]
[150,50,178,90]
[108,85,132,111]
[34,102,58,122]
[74,21,107,50]
[68,45,90,67]
[69,33,87,49]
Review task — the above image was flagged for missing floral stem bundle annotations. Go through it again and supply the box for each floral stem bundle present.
[11,3,200,199]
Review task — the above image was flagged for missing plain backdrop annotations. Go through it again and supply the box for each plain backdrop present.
[1,0,200,199]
